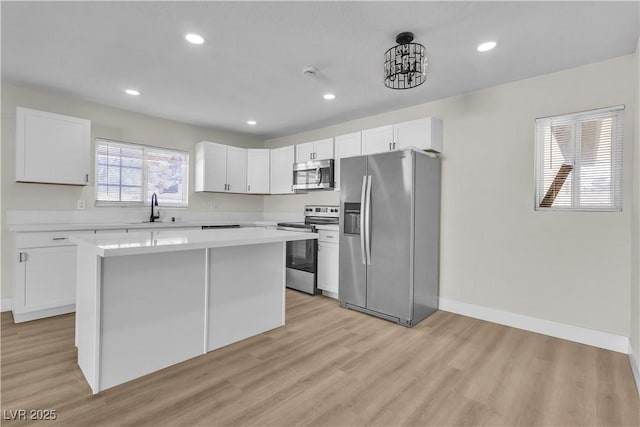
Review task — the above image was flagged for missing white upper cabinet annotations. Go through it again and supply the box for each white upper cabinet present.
[270,145,295,194]
[16,107,91,185]
[313,138,334,160]
[295,142,315,162]
[196,141,226,192]
[361,125,394,155]
[395,117,443,153]
[225,146,248,193]
[295,138,334,161]
[247,149,270,194]
[195,141,247,193]
[334,131,362,190]
[361,117,443,155]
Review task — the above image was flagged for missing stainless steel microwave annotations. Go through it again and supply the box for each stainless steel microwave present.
[292,159,335,191]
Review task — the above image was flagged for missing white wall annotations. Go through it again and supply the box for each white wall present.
[1,82,265,299]
[266,55,636,337]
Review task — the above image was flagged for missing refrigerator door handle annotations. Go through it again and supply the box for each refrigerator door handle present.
[360,175,367,265]
[365,175,372,265]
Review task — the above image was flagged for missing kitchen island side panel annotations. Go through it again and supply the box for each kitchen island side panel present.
[99,249,206,391]
[76,249,101,394]
[208,242,286,351]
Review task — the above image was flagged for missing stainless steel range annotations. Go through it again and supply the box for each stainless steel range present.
[277,205,339,295]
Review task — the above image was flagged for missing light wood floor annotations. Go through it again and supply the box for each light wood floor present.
[2,290,639,426]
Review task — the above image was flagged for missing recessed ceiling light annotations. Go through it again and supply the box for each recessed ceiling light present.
[323,93,336,100]
[247,120,257,126]
[477,41,497,52]
[125,89,140,96]
[185,33,205,45]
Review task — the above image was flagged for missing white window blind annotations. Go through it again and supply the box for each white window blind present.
[534,106,624,211]
[96,140,143,204]
[95,139,189,207]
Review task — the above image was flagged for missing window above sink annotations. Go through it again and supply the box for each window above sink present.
[95,138,189,208]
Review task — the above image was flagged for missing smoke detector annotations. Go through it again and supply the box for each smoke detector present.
[303,66,319,76]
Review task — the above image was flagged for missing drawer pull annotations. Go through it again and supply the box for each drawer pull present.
[52,237,68,241]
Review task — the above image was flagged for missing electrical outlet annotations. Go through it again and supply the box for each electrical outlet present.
[77,199,86,210]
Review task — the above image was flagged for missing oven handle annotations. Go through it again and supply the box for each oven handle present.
[277,226,315,233]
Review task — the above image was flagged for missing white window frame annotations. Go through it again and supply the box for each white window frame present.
[95,138,189,207]
[534,105,624,212]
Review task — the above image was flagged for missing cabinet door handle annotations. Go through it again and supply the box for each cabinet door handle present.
[18,252,27,263]
[85,173,89,183]
[389,142,392,151]
[52,237,68,241]
[393,142,396,149]
[248,184,251,192]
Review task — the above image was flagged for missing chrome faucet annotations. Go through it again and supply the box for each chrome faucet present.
[149,192,160,222]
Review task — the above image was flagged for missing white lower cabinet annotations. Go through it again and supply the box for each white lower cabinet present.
[317,230,339,296]
[13,231,88,323]
[12,225,204,323]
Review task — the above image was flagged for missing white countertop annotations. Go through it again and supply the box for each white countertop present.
[9,220,279,233]
[71,228,316,257]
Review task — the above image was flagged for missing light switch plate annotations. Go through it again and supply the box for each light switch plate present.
[77,199,86,210]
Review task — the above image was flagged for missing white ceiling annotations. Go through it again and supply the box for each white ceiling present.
[2,1,638,139]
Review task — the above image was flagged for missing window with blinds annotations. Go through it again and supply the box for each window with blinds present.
[95,139,189,207]
[534,106,624,211]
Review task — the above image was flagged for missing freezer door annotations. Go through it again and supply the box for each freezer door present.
[366,150,413,321]
[339,156,368,308]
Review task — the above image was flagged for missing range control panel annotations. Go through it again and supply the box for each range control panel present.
[304,205,339,217]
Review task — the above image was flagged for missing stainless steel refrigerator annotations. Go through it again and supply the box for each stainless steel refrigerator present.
[339,148,440,327]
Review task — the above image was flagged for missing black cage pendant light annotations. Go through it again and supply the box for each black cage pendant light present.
[384,32,427,90]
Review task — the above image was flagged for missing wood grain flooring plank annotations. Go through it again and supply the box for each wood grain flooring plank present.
[1,291,638,426]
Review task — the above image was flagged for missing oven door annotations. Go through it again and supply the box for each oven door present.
[278,226,319,294]
[284,238,317,274]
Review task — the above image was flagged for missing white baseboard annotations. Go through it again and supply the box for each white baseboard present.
[321,290,338,300]
[1,298,12,312]
[12,304,75,323]
[629,346,640,398]
[439,297,630,354]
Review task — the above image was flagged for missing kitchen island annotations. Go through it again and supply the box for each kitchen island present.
[71,228,316,394]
